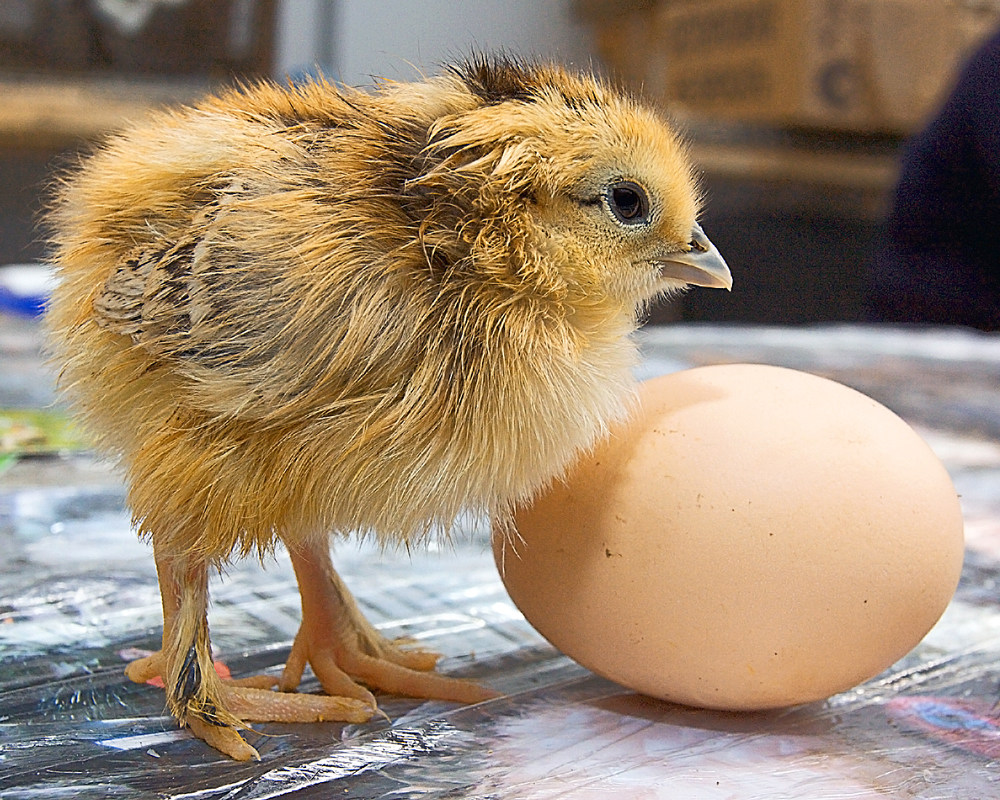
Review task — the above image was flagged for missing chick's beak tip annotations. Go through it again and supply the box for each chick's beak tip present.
[657,223,733,291]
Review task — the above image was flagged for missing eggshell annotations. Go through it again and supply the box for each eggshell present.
[496,364,965,710]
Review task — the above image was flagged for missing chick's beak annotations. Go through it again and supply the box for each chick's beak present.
[654,223,733,290]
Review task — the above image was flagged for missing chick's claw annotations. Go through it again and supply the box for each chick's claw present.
[282,540,499,707]
[187,716,261,762]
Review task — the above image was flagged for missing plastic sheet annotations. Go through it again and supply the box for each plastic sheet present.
[3,317,1000,798]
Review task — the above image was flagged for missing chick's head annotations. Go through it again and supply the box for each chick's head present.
[407,58,731,318]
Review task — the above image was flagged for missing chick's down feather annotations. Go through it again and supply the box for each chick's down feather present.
[45,55,731,760]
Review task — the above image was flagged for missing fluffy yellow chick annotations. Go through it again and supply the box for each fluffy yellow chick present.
[44,55,731,760]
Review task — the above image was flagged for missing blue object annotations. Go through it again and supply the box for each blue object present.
[0,264,54,317]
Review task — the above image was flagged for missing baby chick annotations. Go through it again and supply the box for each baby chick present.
[44,55,731,760]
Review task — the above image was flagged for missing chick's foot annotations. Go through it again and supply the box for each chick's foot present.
[125,650,372,716]
[281,540,500,707]
[137,548,377,761]
[185,683,373,761]
[172,681,370,760]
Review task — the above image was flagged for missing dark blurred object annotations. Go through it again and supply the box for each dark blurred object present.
[644,123,897,325]
[869,26,1000,331]
[0,0,274,78]
[0,147,54,265]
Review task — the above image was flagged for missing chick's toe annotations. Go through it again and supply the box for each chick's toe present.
[187,716,261,762]
[219,682,374,724]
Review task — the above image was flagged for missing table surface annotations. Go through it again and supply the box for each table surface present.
[2,314,1000,799]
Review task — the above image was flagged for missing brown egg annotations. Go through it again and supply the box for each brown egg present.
[496,364,965,710]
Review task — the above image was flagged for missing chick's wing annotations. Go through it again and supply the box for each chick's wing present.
[94,194,285,371]
[90,179,321,421]
[89,161,424,424]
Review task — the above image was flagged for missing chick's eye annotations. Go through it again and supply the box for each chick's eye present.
[605,180,651,226]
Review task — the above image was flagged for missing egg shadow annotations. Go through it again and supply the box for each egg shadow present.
[586,690,836,737]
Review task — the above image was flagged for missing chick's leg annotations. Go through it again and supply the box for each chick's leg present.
[279,538,498,706]
[126,544,374,761]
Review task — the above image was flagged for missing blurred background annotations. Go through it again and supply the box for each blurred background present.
[0,0,998,327]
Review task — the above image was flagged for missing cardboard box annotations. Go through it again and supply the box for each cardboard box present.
[581,0,1000,133]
